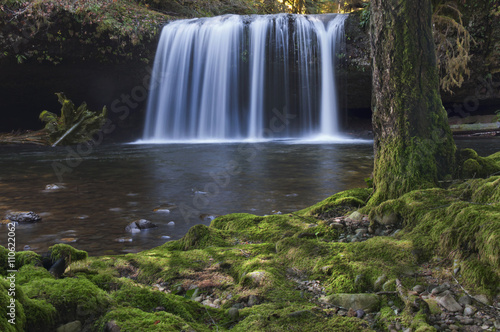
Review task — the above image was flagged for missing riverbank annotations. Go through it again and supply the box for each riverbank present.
[1,149,499,331]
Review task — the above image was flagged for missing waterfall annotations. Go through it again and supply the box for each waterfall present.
[142,14,347,142]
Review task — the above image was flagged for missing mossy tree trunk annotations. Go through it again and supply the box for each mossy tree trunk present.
[369,0,456,204]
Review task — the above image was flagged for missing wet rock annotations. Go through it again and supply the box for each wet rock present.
[227,307,239,321]
[320,293,380,312]
[167,221,175,226]
[355,228,368,237]
[356,309,365,318]
[6,211,41,223]
[436,293,462,312]
[125,219,157,233]
[330,223,345,230]
[49,257,67,278]
[45,184,64,190]
[56,320,81,332]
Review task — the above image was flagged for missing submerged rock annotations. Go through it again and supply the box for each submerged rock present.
[6,211,41,223]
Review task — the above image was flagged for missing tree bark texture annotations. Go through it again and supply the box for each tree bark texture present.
[369,0,456,204]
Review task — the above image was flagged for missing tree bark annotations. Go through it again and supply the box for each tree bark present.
[369,0,456,204]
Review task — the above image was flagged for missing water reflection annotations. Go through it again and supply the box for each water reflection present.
[0,138,497,255]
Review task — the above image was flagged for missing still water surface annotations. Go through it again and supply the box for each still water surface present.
[0,138,497,255]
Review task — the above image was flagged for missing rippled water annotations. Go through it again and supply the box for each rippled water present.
[0,138,498,255]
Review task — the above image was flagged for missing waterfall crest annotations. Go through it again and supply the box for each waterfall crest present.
[142,14,347,142]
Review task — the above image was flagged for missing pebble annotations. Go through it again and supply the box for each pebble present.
[167,221,175,226]
[413,285,426,293]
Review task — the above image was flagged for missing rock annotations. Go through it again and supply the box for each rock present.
[194,296,203,302]
[463,304,477,316]
[154,306,166,312]
[380,212,399,226]
[431,283,450,295]
[49,257,67,278]
[125,219,157,233]
[227,307,239,321]
[374,274,387,291]
[458,295,471,306]
[356,309,365,318]
[105,320,121,332]
[213,298,221,306]
[349,211,363,221]
[167,221,175,226]
[45,184,63,190]
[245,271,268,286]
[125,222,141,233]
[321,265,333,273]
[6,211,41,223]
[460,318,474,325]
[472,294,490,305]
[56,321,82,332]
[330,223,345,230]
[320,293,380,312]
[436,294,462,312]
[136,219,157,229]
[248,295,258,307]
[355,228,368,236]
[413,285,426,293]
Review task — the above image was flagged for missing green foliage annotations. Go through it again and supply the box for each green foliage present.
[40,93,107,145]
[359,2,370,29]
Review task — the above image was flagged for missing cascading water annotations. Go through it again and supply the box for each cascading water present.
[142,14,347,142]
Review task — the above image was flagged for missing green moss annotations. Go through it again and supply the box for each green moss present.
[111,281,203,321]
[456,148,500,178]
[233,303,374,331]
[0,279,26,331]
[168,224,231,251]
[15,251,42,269]
[16,264,54,285]
[23,298,57,332]
[23,277,110,319]
[298,188,372,217]
[49,243,88,262]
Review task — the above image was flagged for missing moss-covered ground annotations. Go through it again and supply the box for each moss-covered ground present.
[0,150,499,331]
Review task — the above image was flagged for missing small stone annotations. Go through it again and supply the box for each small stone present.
[154,306,166,312]
[227,308,239,321]
[320,293,380,312]
[436,294,462,312]
[431,283,450,295]
[213,299,221,306]
[45,184,63,190]
[6,211,41,223]
[330,223,344,230]
[245,271,268,286]
[449,324,459,330]
[413,285,426,293]
[167,221,175,226]
[136,219,157,229]
[463,305,477,316]
[194,296,203,302]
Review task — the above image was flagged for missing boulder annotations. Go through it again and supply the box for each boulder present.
[436,294,462,312]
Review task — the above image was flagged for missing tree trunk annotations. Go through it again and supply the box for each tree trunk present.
[369,0,456,204]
